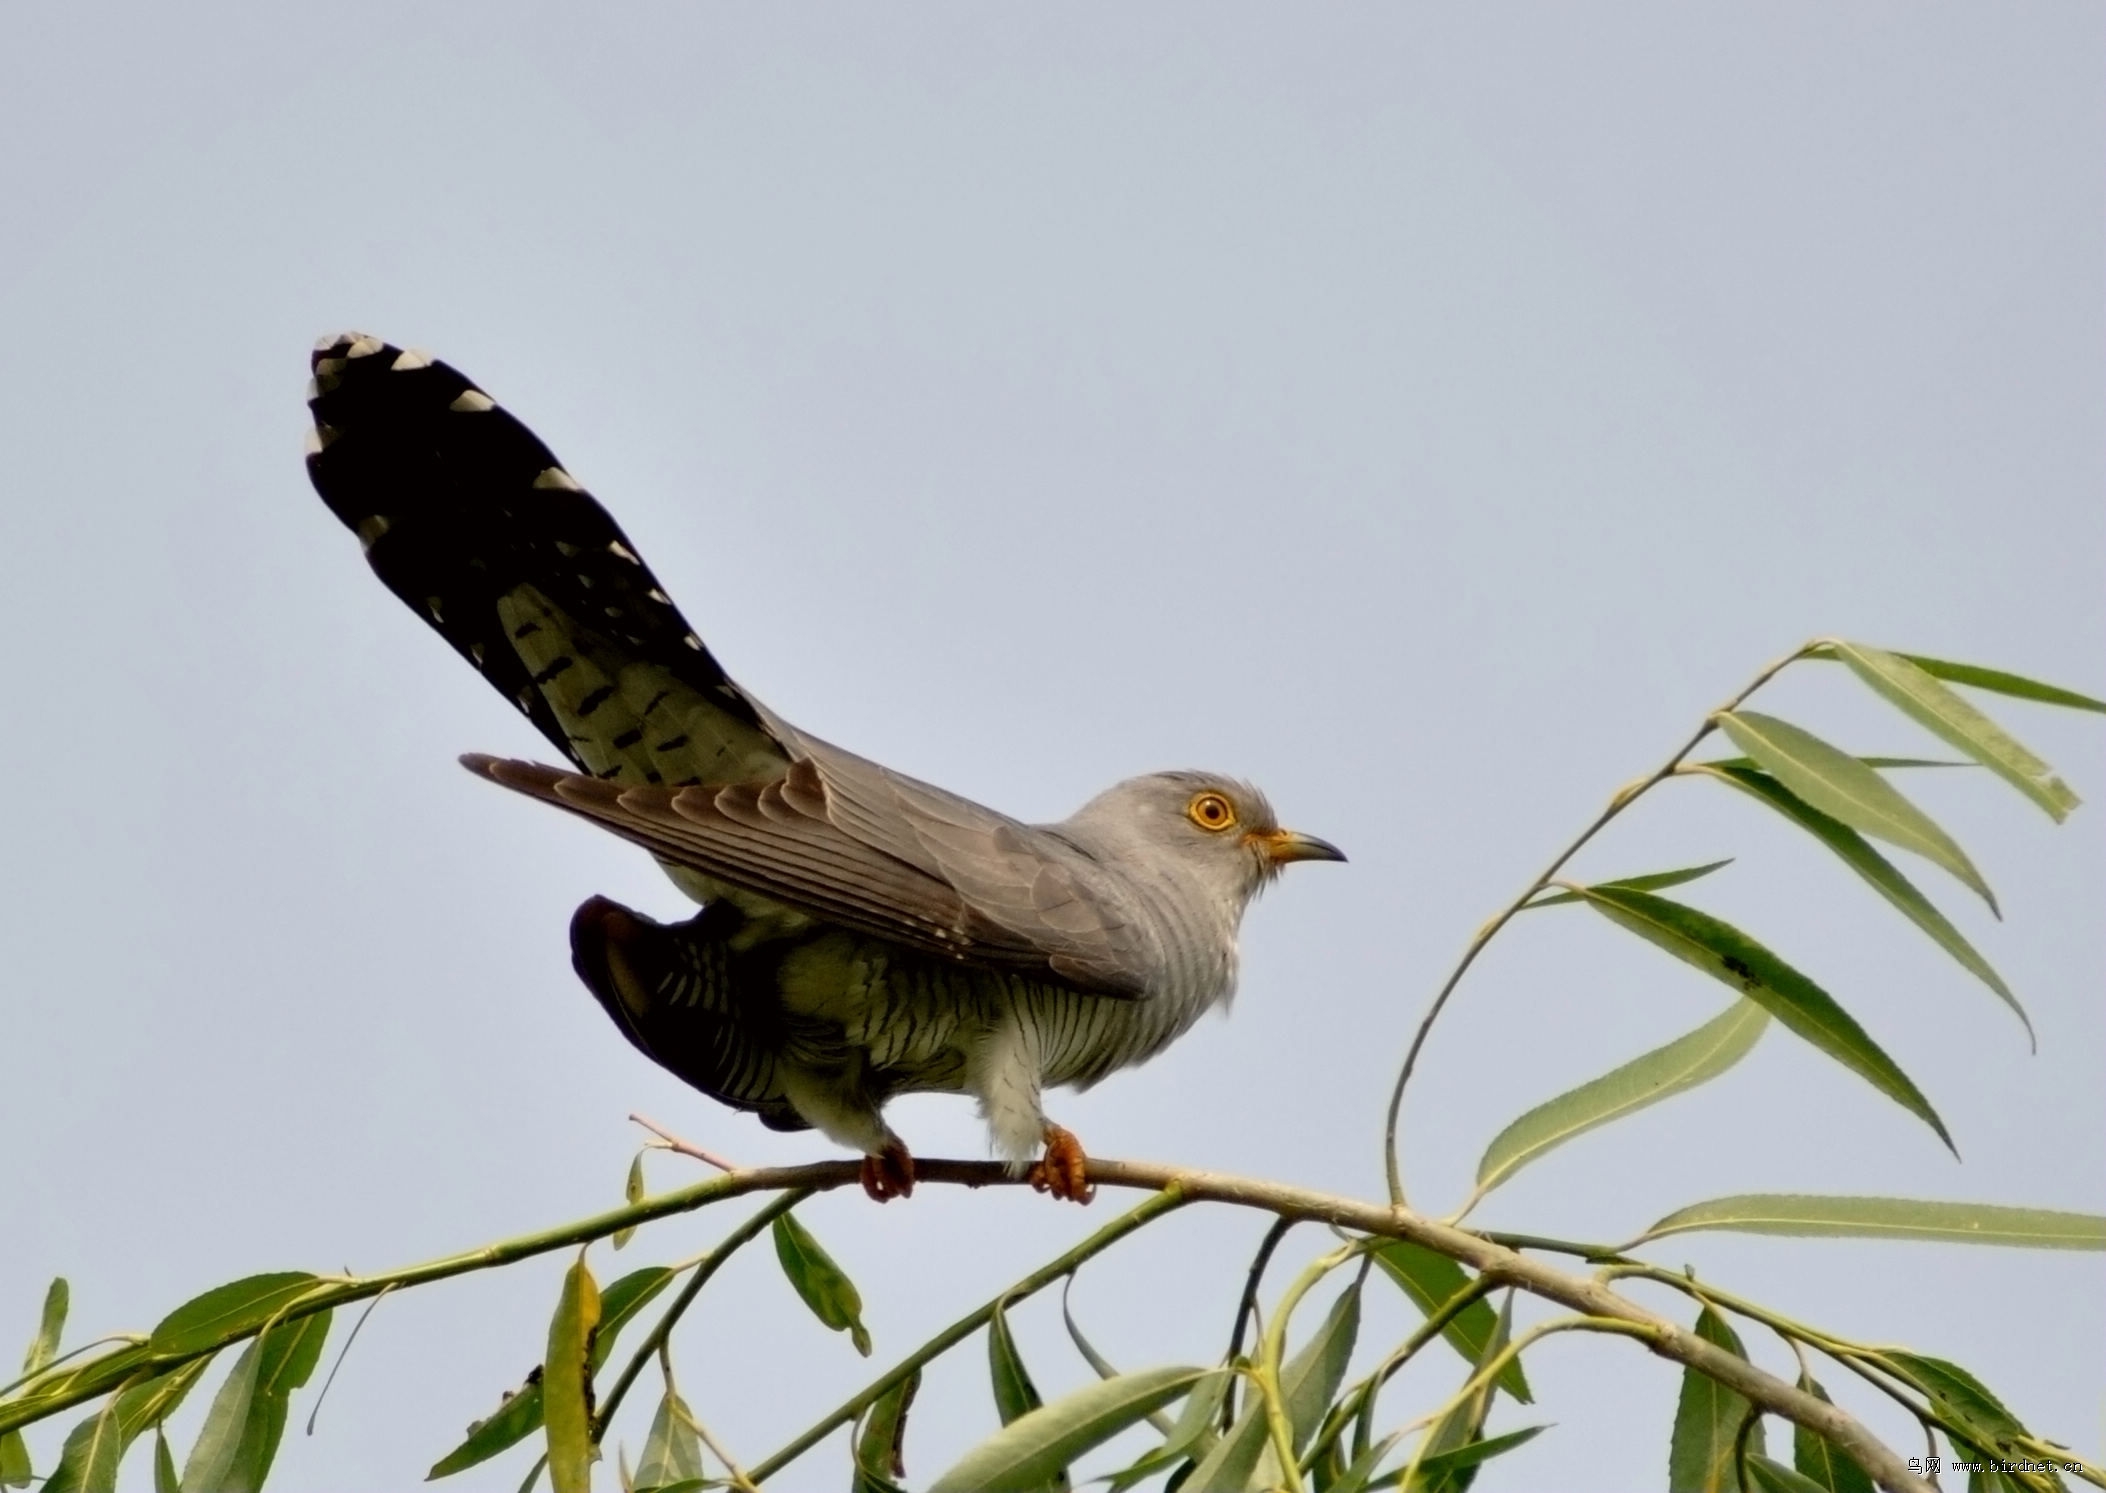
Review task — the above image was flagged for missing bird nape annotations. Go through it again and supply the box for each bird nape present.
[304,332,1344,1204]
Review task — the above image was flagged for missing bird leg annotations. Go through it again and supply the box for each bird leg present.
[1028,1122,1095,1205]
[860,1137,916,1202]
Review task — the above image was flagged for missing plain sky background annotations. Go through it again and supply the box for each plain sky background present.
[2,5,2099,1488]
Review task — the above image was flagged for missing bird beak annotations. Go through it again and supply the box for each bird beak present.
[1251,827,1348,866]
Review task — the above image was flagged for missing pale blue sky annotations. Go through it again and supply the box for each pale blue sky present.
[2,5,2099,1487]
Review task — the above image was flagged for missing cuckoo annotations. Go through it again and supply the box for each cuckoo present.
[303,333,1343,1203]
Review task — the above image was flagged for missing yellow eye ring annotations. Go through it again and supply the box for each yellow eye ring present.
[1186,791,1237,832]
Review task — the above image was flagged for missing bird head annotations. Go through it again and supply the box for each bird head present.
[1064,771,1345,913]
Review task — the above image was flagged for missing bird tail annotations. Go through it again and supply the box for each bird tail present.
[303,333,787,788]
[569,896,808,1132]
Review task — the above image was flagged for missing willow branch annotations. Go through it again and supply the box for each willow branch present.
[0,1158,1936,1492]
[1381,639,1820,1208]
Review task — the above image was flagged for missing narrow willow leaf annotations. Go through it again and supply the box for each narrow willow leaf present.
[1328,1431,1403,1493]
[1829,642,2085,819]
[613,1156,645,1252]
[179,1346,263,1493]
[854,1368,921,1493]
[1881,1353,2029,1455]
[1280,1281,1362,1454]
[1879,651,2106,715]
[1527,861,1733,909]
[771,1213,871,1356]
[1696,765,2031,1046]
[1369,1244,1530,1402]
[1476,999,1769,1195]
[1714,711,1997,912]
[149,1273,321,1358]
[1703,756,1967,772]
[427,1368,546,1479]
[1407,1425,1545,1487]
[1632,1195,2105,1251]
[1791,1376,1873,1493]
[45,1395,126,1493]
[634,1387,704,1490]
[1667,1307,1764,1493]
[1179,1391,1268,1492]
[223,1311,332,1492]
[22,1279,69,1377]
[988,1300,1045,1428]
[428,1259,684,1480]
[1403,1291,1511,1492]
[47,1361,209,1493]
[1103,1370,1232,1493]
[543,1258,602,1493]
[153,1427,177,1493]
[1578,887,1954,1153]
[1746,1455,1832,1493]
[926,1367,1205,1493]
[517,1453,547,1493]
[0,1429,28,1490]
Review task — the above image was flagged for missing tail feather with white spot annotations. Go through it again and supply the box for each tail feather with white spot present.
[304,333,789,788]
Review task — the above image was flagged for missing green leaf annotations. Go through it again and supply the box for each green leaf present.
[47,1363,208,1493]
[1881,1354,2029,1457]
[613,1156,645,1252]
[427,1266,674,1482]
[634,1387,704,1490]
[1714,711,1998,912]
[1828,642,2088,818]
[1703,756,1968,772]
[1667,1306,1764,1493]
[1280,1281,1362,1455]
[427,1367,547,1480]
[154,1427,178,1493]
[1790,1376,1873,1493]
[48,1399,127,1493]
[222,1312,331,1493]
[987,1300,1045,1428]
[1369,1245,1530,1402]
[149,1273,322,1358]
[1103,1370,1231,1493]
[1696,765,2031,1046]
[1327,1432,1403,1493]
[21,1279,69,1377]
[1475,999,1769,1195]
[0,1430,28,1490]
[853,1368,920,1493]
[1407,1425,1545,1488]
[1578,887,1954,1153]
[1746,1455,1833,1493]
[1527,860,1733,908]
[927,1367,1205,1493]
[772,1213,871,1357]
[1631,1195,2105,1251]
[179,1348,262,1493]
[1871,651,2106,715]
[1403,1291,1511,1492]
[543,1258,601,1493]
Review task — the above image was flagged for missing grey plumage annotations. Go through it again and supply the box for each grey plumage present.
[305,332,1342,1200]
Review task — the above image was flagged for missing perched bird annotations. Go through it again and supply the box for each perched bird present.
[304,333,1343,1203]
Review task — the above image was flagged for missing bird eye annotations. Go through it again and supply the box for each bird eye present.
[1186,792,1237,831]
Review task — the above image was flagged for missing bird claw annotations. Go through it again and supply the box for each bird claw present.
[1028,1123,1095,1205]
[860,1140,916,1202]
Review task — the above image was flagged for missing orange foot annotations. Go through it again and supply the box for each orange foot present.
[1027,1123,1096,1205]
[860,1139,916,1202]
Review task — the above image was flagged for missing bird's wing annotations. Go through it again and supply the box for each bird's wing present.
[800,744,1159,997]
[466,754,1148,995]
[305,333,789,789]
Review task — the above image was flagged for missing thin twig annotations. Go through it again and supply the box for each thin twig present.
[630,1112,741,1173]
[1381,640,1819,1208]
